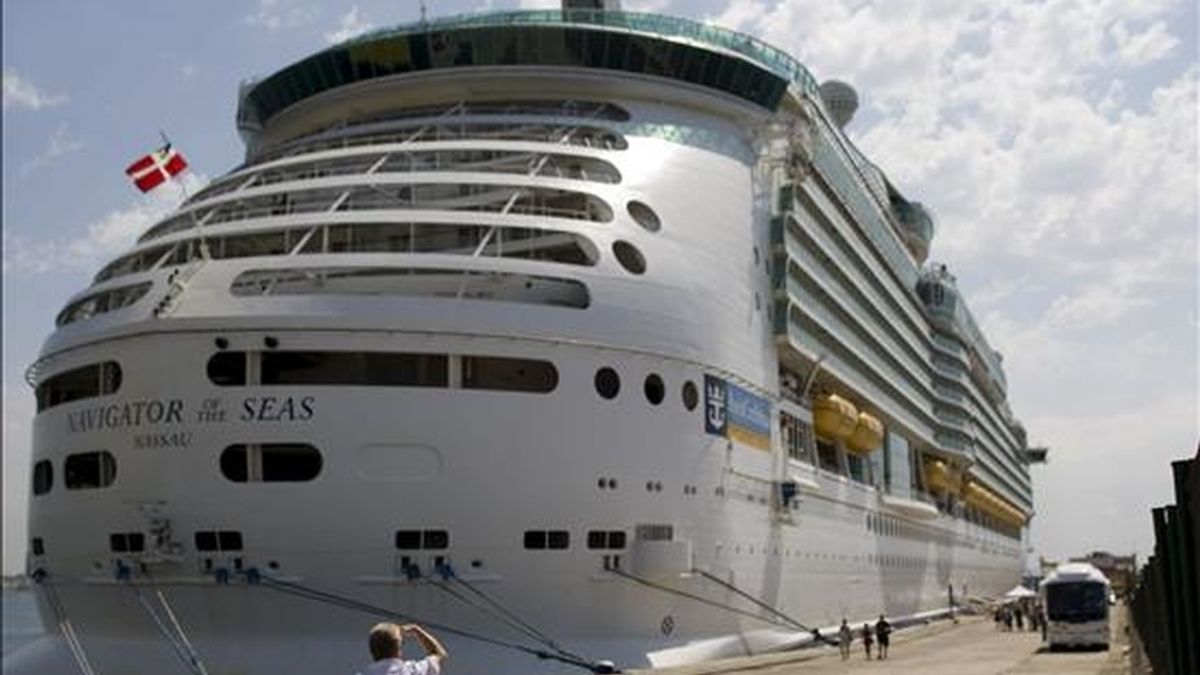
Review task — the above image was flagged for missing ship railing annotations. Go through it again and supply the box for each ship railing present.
[240,122,619,169]
[344,10,821,97]
[292,99,629,145]
[162,185,606,239]
[930,358,967,383]
[204,151,619,204]
[930,332,966,359]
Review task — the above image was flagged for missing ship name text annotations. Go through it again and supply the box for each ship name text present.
[240,396,315,422]
[66,396,317,433]
[67,399,184,433]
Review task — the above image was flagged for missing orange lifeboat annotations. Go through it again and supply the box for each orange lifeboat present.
[964,479,1026,526]
[813,394,857,441]
[924,460,961,494]
[846,412,884,454]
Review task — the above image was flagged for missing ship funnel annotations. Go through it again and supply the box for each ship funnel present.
[819,80,858,129]
[563,0,622,9]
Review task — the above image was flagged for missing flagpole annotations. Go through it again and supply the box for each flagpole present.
[159,130,209,260]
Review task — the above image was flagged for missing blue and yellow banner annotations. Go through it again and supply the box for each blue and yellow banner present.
[704,374,771,451]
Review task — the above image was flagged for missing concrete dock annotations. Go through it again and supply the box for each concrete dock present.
[635,607,1133,675]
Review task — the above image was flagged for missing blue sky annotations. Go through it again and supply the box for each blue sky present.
[3,0,1197,574]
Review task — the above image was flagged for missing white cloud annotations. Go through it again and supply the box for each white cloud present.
[20,123,84,176]
[3,172,209,276]
[324,5,374,45]
[1110,20,1179,67]
[2,69,67,110]
[244,0,315,31]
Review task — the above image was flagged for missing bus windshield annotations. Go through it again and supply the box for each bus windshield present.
[1045,582,1108,622]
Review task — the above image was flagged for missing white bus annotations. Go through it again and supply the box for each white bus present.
[1039,563,1111,650]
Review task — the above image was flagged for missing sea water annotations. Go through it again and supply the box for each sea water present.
[2,589,45,657]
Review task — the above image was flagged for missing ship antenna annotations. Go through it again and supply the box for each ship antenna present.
[420,1,428,25]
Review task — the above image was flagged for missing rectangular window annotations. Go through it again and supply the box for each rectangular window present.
[911,448,926,494]
[32,460,53,496]
[883,431,913,499]
[260,351,448,387]
[587,530,605,550]
[262,444,322,482]
[816,439,841,474]
[195,531,218,552]
[64,451,117,490]
[780,411,812,463]
[524,530,569,550]
[109,532,145,553]
[847,454,868,484]
[36,362,122,412]
[547,531,569,550]
[217,531,243,551]
[223,231,288,259]
[422,530,449,550]
[635,524,673,542]
[394,529,450,550]
[395,530,421,550]
[587,530,626,550]
[195,530,243,552]
[31,538,45,556]
[220,443,322,483]
[462,356,558,393]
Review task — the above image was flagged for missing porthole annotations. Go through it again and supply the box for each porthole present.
[644,374,665,405]
[594,367,620,399]
[627,201,661,232]
[681,381,698,410]
[612,241,646,275]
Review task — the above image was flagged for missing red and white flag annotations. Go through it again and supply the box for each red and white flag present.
[125,143,188,192]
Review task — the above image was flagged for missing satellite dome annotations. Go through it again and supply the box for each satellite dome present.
[819,80,858,128]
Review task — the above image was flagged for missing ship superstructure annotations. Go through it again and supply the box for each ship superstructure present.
[13,5,1033,673]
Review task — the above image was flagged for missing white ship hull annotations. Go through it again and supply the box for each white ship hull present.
[13,330,1020,673]
[12,8,1030,673]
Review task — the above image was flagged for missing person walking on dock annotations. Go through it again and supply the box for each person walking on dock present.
[838,619,852,660]
[861,623,874,659]
[355,622,448,675]
[875,615,891,660]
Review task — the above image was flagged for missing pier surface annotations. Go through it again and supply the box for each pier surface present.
[638,606,1133,675]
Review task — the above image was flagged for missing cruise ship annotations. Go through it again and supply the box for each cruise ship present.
[10,2,1036,673]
